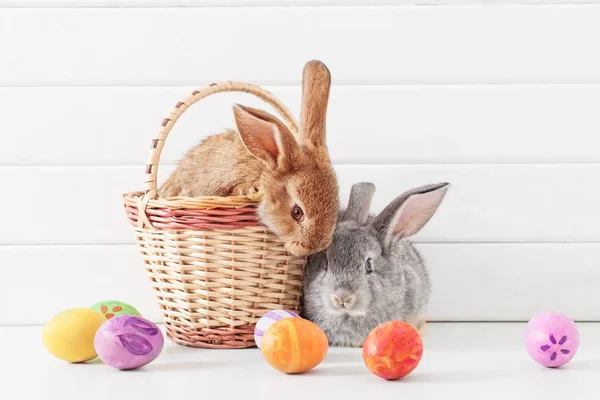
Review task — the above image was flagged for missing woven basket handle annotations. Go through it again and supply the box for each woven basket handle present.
[143,82,300,200]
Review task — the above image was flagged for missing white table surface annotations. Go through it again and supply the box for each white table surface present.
[4,323,600,400]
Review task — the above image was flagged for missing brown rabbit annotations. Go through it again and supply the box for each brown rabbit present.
[159,60,339,257]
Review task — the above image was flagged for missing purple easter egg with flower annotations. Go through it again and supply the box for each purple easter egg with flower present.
[94,315,164,370]
[254,310,299,348]
[524,311,579,368]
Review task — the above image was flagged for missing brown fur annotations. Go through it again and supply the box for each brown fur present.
[160,129,263,197]
[300,60,331,148]
[159,60,339,257]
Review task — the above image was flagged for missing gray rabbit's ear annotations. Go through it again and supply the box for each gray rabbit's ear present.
[372,183,450,249]
[342,182,376,224]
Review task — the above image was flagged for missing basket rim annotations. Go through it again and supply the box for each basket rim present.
[122,190,262,210]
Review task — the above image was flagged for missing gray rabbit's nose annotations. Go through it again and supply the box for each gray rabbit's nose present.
[331,293,356,309]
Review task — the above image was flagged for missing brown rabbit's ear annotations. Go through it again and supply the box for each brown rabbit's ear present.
[233,104,299,170]
[372,183,450,250]
[299,60,331,148]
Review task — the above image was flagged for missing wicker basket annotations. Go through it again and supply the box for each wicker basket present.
[122,82,307,349]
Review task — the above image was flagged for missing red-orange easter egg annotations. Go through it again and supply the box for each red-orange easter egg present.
[260,318,328,374]
[362,321,423,380]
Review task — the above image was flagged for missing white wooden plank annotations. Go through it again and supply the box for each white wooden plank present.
[5,0,600,6]
[4,85,600,166]
[1,164,599,245]
[0,245,161,325]
[423,243,600,321]
[336,164,600,243]
[2,243,598,325]
[2,6,600,85]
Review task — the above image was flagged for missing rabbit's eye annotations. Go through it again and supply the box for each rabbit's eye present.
[365,259,373,274]
[291,205,304,222]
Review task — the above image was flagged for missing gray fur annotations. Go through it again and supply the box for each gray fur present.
[302,182,450,347]
[341,182,376,224]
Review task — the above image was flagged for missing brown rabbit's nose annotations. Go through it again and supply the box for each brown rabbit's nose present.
[331,293,356,309]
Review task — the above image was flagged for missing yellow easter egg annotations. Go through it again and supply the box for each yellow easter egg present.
[42,308,106,363]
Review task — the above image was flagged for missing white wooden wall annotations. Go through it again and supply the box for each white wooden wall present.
[2,1,599,325]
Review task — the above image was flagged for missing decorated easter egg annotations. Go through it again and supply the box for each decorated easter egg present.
[90,300,141,320]
[363,321,423,380]
[261,318,328,374]
[524,311,579,368]
[254,309,300,348]
[42,308,107,363]
[94,315,164,370]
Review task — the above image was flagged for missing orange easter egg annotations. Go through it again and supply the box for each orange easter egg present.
[260,318,328,374]
[362,321,423,380]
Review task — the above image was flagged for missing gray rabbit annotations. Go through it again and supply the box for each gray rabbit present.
[302,181,450,347]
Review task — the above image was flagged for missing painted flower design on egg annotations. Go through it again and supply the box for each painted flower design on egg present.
[100,304,123,319]
[540,334,571,361]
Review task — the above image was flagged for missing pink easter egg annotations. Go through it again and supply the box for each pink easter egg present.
[524,311,579,368]
[94,315,164,370]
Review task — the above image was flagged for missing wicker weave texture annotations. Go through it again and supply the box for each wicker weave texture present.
[134,226,306,348]
[122,81,305,348]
